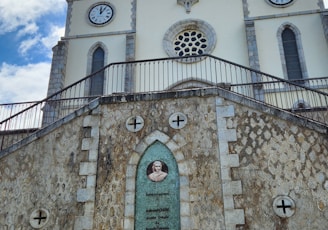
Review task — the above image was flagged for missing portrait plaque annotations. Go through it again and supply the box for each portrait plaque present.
[135,141,180,229]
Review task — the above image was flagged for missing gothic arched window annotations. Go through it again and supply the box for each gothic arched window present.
[277,24,308,82]
[282,28,302,81]
[90,47,105,96]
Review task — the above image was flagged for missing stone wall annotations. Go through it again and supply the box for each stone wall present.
[231,104,328,229]
[0,88,327,229]
[0,116,85,229]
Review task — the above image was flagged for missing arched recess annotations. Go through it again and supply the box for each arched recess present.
[277,23,308,82]
[123,130,191,230]
[85,42,109,96]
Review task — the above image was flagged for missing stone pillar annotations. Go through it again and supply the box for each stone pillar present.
[75,113,100,230]
[42,41,68,127]
[124,34,136,93]
[245,20,264,101]
[321,11,328,44]
[216,98,245,230]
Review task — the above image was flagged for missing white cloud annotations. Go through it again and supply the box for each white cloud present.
[0,62,50,103]
[19,35,42,56]
[16,23,39,38]
[41,25,66,58]
[0,0,66,35]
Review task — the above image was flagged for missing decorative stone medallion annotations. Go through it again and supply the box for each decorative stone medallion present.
[29,209,50,229]
[169,112,187,129]
[273,195,296,218]
[126,116,144,132]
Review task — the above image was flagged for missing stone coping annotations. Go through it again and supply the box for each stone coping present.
[1,87,327,158]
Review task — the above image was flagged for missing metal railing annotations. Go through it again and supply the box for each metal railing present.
[1,54,328,150]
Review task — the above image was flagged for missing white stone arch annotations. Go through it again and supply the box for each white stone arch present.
[84,42,109,96]
[167,78,215,90]
[277,22,308,81]
[123,130,191,230]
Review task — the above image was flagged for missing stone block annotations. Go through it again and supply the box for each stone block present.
[125,191,135,205]
[77,188,95,202]
[83,116,98,127]
[218,129,237,142]
[218,141,229,155]
[222,180,243,195]
[217,105,235,118]
[216,117,227,128]
[74,216,93,230]
[84,202,95,215]
[81,138,98,151]
[221,168,232,181]
[180,202,190,216]
[123,218,134,230]
[144,130,170,145]
[221,154,240,168]
[174,151,185,162]
[223,196,234,210]
[124,203,135,217]
[126,164,136,177]
[90,127,99,139]
[178,162,190,176]
[216,97,224,106]
[79,162,97,176]
[180,186,190,202]
[88,149,98,161]
[86,175,96,188]
[166,140,180,152]
[125,177,135,192]
[180,217,192,230]
[135,141,147,155]
[225,209,245,225]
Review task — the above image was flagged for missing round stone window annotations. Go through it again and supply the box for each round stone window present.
[163,19,216,62]
[174,30,208,57]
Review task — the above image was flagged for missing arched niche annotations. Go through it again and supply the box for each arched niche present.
[135,141,180,229]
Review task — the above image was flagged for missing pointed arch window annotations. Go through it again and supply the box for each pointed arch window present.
[277,24,308,83]
[282,28,302,81]
[90,47,105,96]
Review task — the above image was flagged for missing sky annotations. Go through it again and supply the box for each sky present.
[0,0,328,104]
[0,0,66,103]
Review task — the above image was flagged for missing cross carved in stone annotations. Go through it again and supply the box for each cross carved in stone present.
[177,0,199,13]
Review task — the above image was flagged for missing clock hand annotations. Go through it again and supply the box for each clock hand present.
[99,6,104,14]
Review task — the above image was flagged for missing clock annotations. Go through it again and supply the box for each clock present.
[267,0,294,7]
[88,3,114,26]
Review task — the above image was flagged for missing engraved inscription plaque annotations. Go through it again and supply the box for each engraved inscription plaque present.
[135,141,180,229]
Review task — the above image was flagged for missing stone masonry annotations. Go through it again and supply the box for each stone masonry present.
[0,88,328,229]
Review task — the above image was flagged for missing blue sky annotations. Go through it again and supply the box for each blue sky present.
[0,0,327,104]
[0,0,66,103]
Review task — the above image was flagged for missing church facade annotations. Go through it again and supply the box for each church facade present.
[1,0,328,229]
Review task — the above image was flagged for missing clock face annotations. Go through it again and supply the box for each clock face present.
[88,3,114,25]
[268,0,294,6]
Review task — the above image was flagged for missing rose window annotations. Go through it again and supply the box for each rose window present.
[173,30,208,57]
